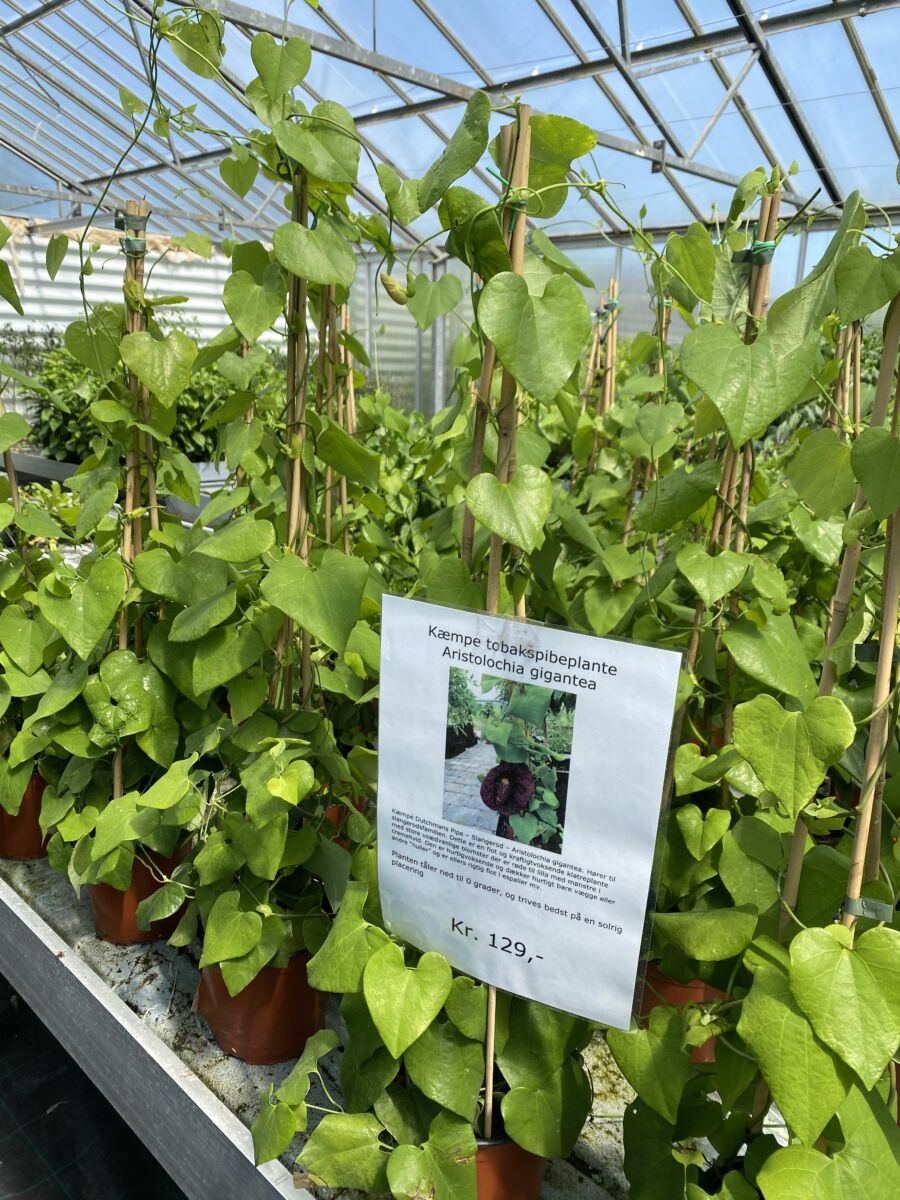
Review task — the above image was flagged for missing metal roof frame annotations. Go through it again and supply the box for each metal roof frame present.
[0,0,897,244]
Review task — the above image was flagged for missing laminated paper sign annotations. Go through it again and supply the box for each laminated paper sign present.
[377,596,681,1029]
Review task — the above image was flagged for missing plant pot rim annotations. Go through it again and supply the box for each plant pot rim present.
[476,1134,525,1150]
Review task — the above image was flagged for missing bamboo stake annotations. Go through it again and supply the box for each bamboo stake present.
[342,307,358,436]
[852,322,862,433]
[0,393,21,513]
[778,298,900,934]
[482,106,532,1140]
[335,313,351,554]
[323,289,335,545]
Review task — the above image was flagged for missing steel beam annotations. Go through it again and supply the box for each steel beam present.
[725,0,843,202]
[199,0,472,99]
[0,0,73,36]
[352,0,900,123]
[686,51,759,160]
[834,3,900,157]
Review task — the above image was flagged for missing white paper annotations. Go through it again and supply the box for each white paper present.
[377,596,681,1028]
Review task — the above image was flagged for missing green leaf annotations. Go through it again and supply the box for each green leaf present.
[501,1056,591,1157]
[223,264,285,343]
[653,907,758,962]
[676,544,748,606]
[167,10,223,79]
[169,587,237,642]
[680,323,819,445]
[633,460,721,533]
[438,185,509,281]
[274,101,359,184]
[0,605,50,675]
[317,421,380,490]
[516,113,596,219]
[220,154,258,199]
[120,330,198,407]
[479,271,591,403]
[64,304,122,375]
[378,163,421,225]
[529,227,593,287]
[465,464,552,553]
[45,233,68,281]
[404,1019,484,1122]
[737,961,851,1145]
[199,890,262,967]
[139,757,196,809]
[250,32,311,99]
[386,1111,477,1200]
[722,614,817,704]
[192,624,265,693]
[296,1113,389,1193]
[306,881,389,992]
[261,549,368,654]
[406,273,463,330]
[789,926,900,1091]
[75,479,118,541]
[135,881,186,932]
[0,260,23,315]
[850,426,900,520]
[607,1007,690,1123]
[675,803,731,860]
[663,222,716,308]
[757,1085,900,1199]
[251,1092,295,1166]
[193,513,275,562]
[788,430,856,517]
[0,410,30,451]
[221,914,286,996]
[36,556,126,661]
[443,977,487,1041]
[733,694,855,818]
[788,507,843,565]
[835,243,900,323]
[363,942,453,1058]
[271,216,356,288]
[418,92,491,212]
[13,503,63,540]
[90,796,160,860]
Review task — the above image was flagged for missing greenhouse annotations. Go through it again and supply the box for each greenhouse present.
[0,1,899,1198]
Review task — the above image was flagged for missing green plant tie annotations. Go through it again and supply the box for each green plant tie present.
[605,299,620,311]
[662,298,673,307]
[733,238,776,266]
[120,236,146,257]
[843,895,894,923]
[486,165,511,188]
[114,208,150,233]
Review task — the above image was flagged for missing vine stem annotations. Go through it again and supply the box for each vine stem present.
[460,129,517,571]
[779,298,900,934]
[0,392,21,513]
[482,104,532,1140]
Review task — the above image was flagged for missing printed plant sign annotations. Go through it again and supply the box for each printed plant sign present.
[378,596,681,1028]
[442,669,575,855]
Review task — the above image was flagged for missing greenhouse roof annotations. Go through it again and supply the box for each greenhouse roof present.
[0,0,899,249]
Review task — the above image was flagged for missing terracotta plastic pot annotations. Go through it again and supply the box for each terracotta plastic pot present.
[197,953,324,1065]
[476,1136,544,1200]
[88,847,186,945]
[0,774,47,860]
[637,962,726,1064]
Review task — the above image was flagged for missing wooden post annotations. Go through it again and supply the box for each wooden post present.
[852,322,862,433]
[481,105,532,1140]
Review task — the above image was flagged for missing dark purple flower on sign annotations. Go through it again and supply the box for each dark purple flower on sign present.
[480,763,536,816]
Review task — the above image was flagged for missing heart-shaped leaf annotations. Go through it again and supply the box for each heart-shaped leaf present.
[850,426,900,519]
[307,882,389,993]
[120,329,198,407]
[465,464,552,553]
[199,889,262,967]
[680,322,819,446]
[223,264,285,342]
[274,101,359,184]
[406,273,463,330]
[0,411,30,454]
[220,153,258,199]
[635,401,684,449]
[789,926,900,1090]
[404,1019,484,1122]
[193,513,275,562]
[722,613,817,704]
[836,243,900,322]
[296,1113,389,1193]
[479,271,591,403]
[250,31,311,100]
[653,907,758,961]
[500,1056,591,1157]
[261,548,368,653]
[676,544,749,606]
[675,803,731,860]
[386,1112,477,1200]
[418,92,491,212]
[36,556,126,661]
[633,460,721,533]
[738,962,852,1145]
[733,694,855,818]
[251,1092,295,1167]
[788,429,856,517]
[272,216,356,288]
[607,1008,690,1123]
[363,942,452,1058]
[64,304,122,375]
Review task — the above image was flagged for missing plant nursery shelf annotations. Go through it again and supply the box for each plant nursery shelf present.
[0,859,307,1200]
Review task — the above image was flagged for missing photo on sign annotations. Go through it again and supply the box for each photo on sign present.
[442,667,575,854]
